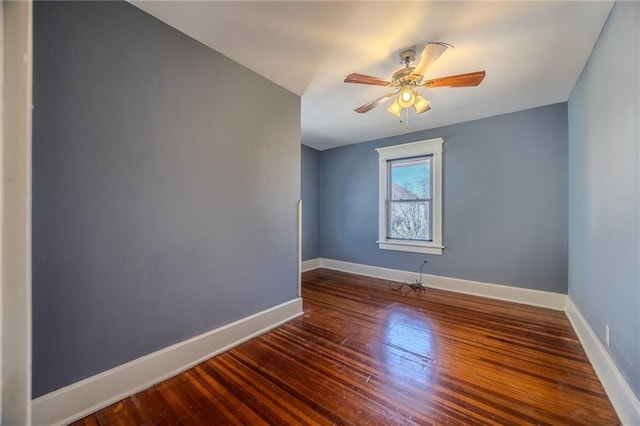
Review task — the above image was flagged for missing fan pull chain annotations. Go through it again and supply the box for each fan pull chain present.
[405,107,410,131]
[398,108,410,131]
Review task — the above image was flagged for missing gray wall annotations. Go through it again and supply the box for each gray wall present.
[568,2,639,398]
[319,104,568,293]
[33,1,300,397]
[301,145,320,261]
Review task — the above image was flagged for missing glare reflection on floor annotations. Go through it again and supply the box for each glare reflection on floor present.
[380,307,438,388]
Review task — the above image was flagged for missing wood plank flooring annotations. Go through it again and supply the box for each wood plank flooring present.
[72,268,619,425]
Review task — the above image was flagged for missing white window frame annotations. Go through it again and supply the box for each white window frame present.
[375,138,444,255]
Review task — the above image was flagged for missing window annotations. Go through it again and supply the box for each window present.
[375,138,443,255]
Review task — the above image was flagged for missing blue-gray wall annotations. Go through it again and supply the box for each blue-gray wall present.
[301,145,320,261]
[568,1,639,399]
[33,1,300,397]
[318,104,568,293]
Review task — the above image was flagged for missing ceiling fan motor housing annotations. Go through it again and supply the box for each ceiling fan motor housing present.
[392,67,416,86]
[394,48,420,85]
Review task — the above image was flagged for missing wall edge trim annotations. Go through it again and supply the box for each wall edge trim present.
[31,298,304,426]
[317,258,567,311]
[565,298,640,425]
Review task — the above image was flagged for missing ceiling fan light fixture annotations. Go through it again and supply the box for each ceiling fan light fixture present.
[387,99,402,117]
[413,94,431,114]
[398,87,415,108]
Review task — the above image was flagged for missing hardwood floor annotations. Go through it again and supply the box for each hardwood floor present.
[72,268,619,425]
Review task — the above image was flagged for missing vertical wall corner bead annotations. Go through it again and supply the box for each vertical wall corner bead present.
[297,199,302,298]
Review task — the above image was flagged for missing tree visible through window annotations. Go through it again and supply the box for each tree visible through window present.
[388,157,432,241]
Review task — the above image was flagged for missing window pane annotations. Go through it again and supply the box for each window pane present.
[388,200,431,241]
[390,157,431,200]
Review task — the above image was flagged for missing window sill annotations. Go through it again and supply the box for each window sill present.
[377,240,444,255]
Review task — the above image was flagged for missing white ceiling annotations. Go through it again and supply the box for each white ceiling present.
[131,1,613,151]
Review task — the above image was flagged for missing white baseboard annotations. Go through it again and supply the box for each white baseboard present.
[316,258,566,311]
[301,258,321,272]
[565,298,640,425]
[31,298,303,426]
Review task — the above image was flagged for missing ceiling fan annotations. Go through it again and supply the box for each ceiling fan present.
[344,42,485,118]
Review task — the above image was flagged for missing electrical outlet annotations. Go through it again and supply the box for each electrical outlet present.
[605,325,610,347]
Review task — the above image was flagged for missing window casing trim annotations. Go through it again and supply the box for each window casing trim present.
[375,138,444,255]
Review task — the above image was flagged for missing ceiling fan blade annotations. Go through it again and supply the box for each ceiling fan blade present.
[354,91,399,113]
[411,42,450,79]
[344,73,392,87]
[421,71,486,88]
